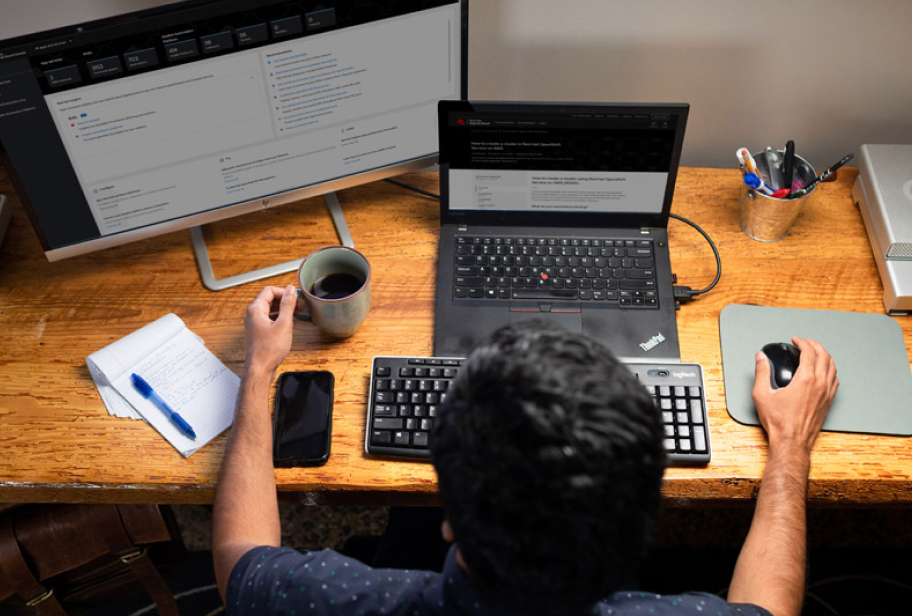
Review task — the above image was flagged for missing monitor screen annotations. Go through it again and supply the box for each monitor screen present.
[443,107,683,216]
[437,101,688,231]
[0,0,467,260]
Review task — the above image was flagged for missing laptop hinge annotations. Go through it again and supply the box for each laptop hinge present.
[457,225,468,232]
[639,227,652,235]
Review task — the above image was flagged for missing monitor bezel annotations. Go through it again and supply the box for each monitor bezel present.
[0,0,469,261]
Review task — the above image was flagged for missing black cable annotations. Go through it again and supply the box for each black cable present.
[384,178,440,200]
[669,212,721,300]
[385,179,721,300]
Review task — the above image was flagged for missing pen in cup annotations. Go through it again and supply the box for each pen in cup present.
[790,153,854,198]
[130,372,197,439]
[764,147,785,190]
[782,140,796,193]
[743,173,775,196]
[736,148,761,177]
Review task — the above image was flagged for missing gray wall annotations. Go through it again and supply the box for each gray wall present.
[2,0,910,168]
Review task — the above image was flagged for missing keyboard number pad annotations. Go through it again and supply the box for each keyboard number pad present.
[652,385,707,454]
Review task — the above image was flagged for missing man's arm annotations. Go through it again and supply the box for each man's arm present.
[728,338,839,616]
[213,285,298,599]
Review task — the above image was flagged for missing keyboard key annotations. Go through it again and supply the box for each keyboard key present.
[690,400,703,424]
[374,417,403,430]
[694,427,707,452]
[374,404,395,417]
[394,431,410,446]
[371,430,392,445]
[512,289,578,300]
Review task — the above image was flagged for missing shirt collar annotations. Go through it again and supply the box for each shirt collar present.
[433,545,601,616]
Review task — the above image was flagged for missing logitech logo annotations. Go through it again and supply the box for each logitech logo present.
[639,332,666,352]
[672,371,697,379]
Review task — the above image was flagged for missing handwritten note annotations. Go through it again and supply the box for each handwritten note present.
[87,314,240,457]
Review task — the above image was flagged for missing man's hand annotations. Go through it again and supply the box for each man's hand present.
[752,337,839,455]
[729,337,839,616]
[244,285,298,376]
[214,285,297,599]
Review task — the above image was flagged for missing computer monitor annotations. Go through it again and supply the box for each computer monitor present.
[0,0,468,289]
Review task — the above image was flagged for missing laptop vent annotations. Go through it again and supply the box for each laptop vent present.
[886,243,912,259]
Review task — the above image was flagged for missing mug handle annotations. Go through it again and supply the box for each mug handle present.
[293,288,312,322]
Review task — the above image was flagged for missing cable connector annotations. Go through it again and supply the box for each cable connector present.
[673,285,698,309]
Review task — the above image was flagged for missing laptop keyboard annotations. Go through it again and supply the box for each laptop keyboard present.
[365,356,711,465]
[453,235,659,307]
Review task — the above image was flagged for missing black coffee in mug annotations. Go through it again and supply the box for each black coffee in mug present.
[310,273,364,300]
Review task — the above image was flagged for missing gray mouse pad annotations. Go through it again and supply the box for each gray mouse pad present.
[719,304,912,436]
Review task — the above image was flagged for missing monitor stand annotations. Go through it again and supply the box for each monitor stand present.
[191,192,354,291]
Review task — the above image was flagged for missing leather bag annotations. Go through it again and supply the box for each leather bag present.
[0,504,185,616]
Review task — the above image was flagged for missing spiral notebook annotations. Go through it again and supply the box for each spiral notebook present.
[86,314,240,456]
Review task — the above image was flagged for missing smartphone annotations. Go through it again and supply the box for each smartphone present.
[273,371,334,467]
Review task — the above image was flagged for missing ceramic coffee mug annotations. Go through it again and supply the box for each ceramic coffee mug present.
[295,246,371,338]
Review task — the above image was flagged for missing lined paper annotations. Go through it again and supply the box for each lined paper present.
[87,314,239,456]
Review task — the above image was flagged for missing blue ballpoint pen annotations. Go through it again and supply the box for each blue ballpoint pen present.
[743,173,775,196]
[130,373,197,439]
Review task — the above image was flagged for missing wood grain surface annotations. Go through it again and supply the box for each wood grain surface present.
[1,167,910,506]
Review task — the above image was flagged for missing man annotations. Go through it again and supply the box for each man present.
[214,285,838,616]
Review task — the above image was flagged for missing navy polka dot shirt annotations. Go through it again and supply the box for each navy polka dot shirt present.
[227,545,772,616]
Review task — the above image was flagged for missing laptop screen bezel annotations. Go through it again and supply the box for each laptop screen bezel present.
[438,100,689,229]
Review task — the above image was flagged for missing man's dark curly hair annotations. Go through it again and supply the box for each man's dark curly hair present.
[430,322,667,615]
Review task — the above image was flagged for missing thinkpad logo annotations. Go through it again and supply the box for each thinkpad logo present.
[639,332,666,352]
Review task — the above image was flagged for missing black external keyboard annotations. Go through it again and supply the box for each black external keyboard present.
[365,357,463,459]
[624,362,712,464]
[365,357,711,465]
[453,235,659,307]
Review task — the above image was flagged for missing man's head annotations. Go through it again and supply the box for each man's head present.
[431,322,666,614]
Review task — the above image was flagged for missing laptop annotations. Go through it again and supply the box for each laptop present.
[433,101,689,362]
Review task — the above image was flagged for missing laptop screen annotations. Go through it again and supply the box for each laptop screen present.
[438,102,688,228]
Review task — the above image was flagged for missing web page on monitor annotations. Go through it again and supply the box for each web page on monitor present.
[0,0,461,249]
[43,7,459,235]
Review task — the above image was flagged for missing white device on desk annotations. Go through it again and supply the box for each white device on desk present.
[852,144,912,314]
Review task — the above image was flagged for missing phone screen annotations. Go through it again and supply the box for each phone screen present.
[273,371,334,467]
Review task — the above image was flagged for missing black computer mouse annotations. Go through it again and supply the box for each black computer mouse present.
[762,342,800,389]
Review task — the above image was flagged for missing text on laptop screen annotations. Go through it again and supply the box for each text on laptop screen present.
[445,111,679,215]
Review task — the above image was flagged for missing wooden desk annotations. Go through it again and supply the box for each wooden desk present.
[1,167,910,506]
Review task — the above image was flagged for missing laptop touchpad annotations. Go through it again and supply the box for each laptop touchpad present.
[508,305,582,333]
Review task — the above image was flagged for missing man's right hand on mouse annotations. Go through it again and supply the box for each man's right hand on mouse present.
[752,336,839,455]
